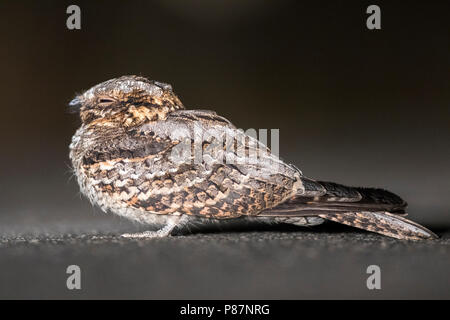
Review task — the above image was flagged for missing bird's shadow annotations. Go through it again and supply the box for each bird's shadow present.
[174,220,450,239]
[175,220,359,236]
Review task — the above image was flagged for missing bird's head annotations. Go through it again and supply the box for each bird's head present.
[69,75,184,126]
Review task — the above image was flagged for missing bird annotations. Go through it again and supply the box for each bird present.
[69,75,437,240]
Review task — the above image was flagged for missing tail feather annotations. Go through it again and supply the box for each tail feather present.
[259,177,437,240]
[319,211,437,240]
[265,178,407,214]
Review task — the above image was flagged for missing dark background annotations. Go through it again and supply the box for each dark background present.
[0,1,449,299]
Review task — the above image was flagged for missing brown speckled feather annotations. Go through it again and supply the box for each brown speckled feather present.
[318,212,438,240]
[69,75,437,239]
[72,106,300,221]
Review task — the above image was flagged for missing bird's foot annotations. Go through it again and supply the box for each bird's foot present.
[121,215,188,239]
[121,230,170,239]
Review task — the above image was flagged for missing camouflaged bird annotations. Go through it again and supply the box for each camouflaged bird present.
[69,75,437,240]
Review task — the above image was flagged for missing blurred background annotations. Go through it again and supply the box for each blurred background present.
[0,0,448,230]
[0,0,449,299]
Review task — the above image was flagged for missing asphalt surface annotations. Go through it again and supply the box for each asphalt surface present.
[1,221,449,300]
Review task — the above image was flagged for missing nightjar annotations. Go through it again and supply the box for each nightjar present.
[69,75,437,240]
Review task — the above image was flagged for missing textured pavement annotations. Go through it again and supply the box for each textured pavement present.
[1,222,449,300]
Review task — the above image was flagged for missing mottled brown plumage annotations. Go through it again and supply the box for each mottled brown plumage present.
[69,75,437,240]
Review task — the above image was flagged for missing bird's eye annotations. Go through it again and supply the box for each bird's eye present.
[98,97,115,105]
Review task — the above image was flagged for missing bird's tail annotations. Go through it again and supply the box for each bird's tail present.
[260,177,437,240]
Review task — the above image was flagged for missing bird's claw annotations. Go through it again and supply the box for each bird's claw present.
[121,230,170,239]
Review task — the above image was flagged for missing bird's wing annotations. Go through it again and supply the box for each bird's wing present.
[118,109,303,218]
[166,109,234,127]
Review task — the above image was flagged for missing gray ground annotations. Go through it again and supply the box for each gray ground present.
[1,219,449,300]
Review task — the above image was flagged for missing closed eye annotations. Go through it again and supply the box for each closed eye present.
[98,97,116,106]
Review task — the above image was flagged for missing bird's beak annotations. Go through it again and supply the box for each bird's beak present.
[68,96,82,113]
[69,97,81,106]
